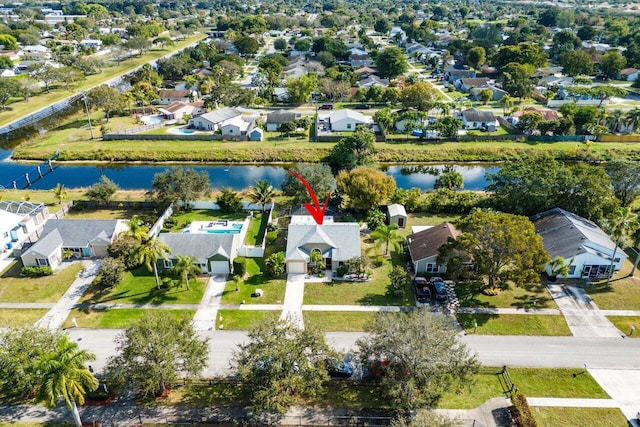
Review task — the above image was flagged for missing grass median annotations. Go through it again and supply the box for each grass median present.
[532,407,627,427]
[456,313,571,336]
[0,309,49,328]
[63,308,195,328]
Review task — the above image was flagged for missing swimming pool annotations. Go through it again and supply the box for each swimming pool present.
[183,221,244,234]
[141,115,163,125]
[206,228,241,234]
[176,129,196,135]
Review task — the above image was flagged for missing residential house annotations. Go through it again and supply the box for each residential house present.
[220,116,255,136]
[455,77,491,92]
[460,108,499,131]
[157,233,238,274]
[511,107,560,126]
[22,45,50,60]
[158,89,192,105]
[357,75,390,88]
[21,219,127,268]
[272,87,290,103]
[407,222,461,274]
[265,110,300,131]
[532,208,628,279]
[386,204,407,228]
[444,68,476,83]
[285,221,361,275]
[79,39,102,49]
[0,201,49,251]
[329,109,374,132]
[620,68,640,82]
[158,101,205,121]
[354,66,376,78]
[470,85,506,102]
[188,107,242,131]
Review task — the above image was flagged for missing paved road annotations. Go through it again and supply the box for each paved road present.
[66,329,640,377]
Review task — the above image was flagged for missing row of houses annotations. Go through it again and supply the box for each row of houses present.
[407,208,627,280]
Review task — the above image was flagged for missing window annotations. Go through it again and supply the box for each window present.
[347,123,352,129]
[163,260,173,268]
[568,265,576,275]
[614,258,620,263]
[36,258,49,266]
[426,263,438,273]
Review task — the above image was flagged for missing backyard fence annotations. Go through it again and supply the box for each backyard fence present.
[104,122,164,136]
[102,132,248,141]
[150,204,174,238]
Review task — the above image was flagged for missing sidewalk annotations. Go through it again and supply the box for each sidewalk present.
[192,274,227,331]
[456,307,561,315]
[34,260,101,330]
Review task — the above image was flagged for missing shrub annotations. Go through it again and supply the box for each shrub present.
[21,266,53,277]
[96,257,124,288]
[511,392,538,427]
[217,188,243,213]
[372,255,385,267]
[265,230,278,245]
[366,208,386,231]
[233,257,247,277]
[265,252,285,277]
[337,264,349,277]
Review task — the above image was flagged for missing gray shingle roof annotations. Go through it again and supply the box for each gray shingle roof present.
[532,208,627,261]
[286,223,361,262]
[26,229,63,256]
[195,107,241,125]
[266,111,298,124]
[40,219,119,247]
[462,108,497,122]
[157,233,235,260]
[407,222,460,262]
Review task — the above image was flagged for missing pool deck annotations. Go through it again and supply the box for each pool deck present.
[183,220,245,234]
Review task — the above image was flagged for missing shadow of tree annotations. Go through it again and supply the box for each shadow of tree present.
[454,282,494,308]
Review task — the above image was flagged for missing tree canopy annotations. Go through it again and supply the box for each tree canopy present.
[605,160,640,207]
[357,311,479,409]
[232,317,332,414]
[375,47,409,79]
[327,127,377,170]
[85,175,119,205]
[438,210,550,289]
[106,312,208,397]
[281,164,336,205]
[336,167,396,210]
[148,167,210,208]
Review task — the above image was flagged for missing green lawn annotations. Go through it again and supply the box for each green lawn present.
[439,367,608,409]
[606,316,640,337]
[455,282,558,309]
[81,266,205,305]
[584,265,640,310]
[64,207,151,220]
[0,34,206,129]
[63,308,195,329]
[0,309,48,328]
[0,189,148,207]
[166,209,247,232]
[303,311,377,332]
[243,212,268,246]
[303,260,414,306]
[215,309,280,330]
[532,407,628,427]
[456,313,571,336]
[0,262,83,303]
[220,258,286,305]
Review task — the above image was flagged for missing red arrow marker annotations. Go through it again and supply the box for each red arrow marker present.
[289,170,332,225]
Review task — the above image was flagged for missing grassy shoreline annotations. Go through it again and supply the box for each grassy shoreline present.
[11,138,640,163]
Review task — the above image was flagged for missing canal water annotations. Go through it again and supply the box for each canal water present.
[0,149,498,191]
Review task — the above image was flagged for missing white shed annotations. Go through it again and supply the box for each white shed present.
[387,204,407,228]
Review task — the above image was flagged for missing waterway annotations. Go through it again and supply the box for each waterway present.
[0,149,499,191]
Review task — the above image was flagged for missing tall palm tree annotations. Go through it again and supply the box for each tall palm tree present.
[128,215,150,243]
[137,237,172,290]
[173,255,201,290]
[630,227,640,277]
[602,207,640,285]
[370,223,405,256]
[607,109,625,133]
[625,107,640,134]
[499,95,514,116]
[248,180,276,213]
[51,183,67,205]
[36,336,98,427]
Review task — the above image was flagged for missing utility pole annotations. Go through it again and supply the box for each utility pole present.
[82,92,94,140]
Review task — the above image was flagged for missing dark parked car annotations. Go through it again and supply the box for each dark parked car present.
[319,104,334,110]
[431,280,449,302]
[413,277,431,303]
[326,359,354,378]
[355,103,371,109]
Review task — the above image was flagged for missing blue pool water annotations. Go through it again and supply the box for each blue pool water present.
[176,129,196,135]
[206,229,241,234]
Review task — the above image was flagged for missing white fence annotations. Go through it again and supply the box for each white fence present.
[150,204,174,238]
[178,201,275,211]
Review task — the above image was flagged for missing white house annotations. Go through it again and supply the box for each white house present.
[188,107,242,131]
[79,39,103,49]
[620,68,640,82]
[460,108,499,131]
[157,233,238,275]
[329,109,373,132]
[407,222,461,274]
[265,111,300,131]
[158,101,206,121]
[157,89,192,105]
[532,208,628,279]
[220,116,255,136]
[0,201,48,251]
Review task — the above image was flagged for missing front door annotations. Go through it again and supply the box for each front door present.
[398,218,405,227]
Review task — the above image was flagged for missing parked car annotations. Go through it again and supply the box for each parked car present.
[413,277,431,303]
[326,359,354,378]
[355,103,371,109]
[431,280,449,302]
[319,104,334,110]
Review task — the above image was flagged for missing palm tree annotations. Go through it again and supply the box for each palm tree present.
[625,107,640,134]
[499,95,514,116]
[607,109,625,133]
[248,180,276,213]
[602,207,640,285]
[36,336,98,427]
[630,227,640,277]
[128,215,150,243]
[51,183,67,205]
[370,223,405,256]
[137,237,172,290]
[173,255,201,290]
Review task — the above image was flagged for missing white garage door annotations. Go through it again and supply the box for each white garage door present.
[210,261,230,274]
[287,261,307,274]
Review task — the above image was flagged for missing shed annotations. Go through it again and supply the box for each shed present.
[249,127,264,141]
[387,204,407,228]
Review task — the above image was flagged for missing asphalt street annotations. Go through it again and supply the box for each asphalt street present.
[66,329,640,377]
